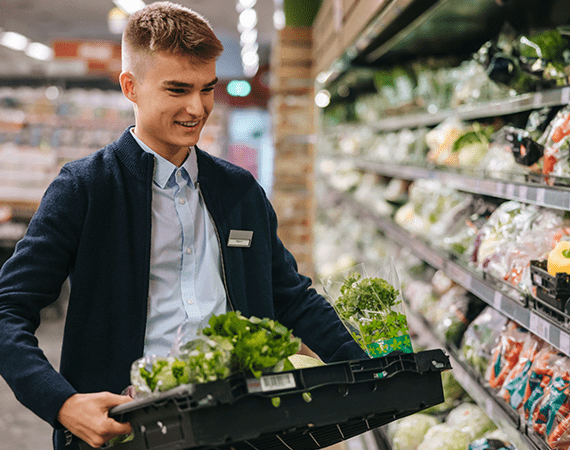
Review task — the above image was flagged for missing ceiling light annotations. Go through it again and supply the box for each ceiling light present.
[315,90,331,108]
[113,0,146,15]
[242,51,259,67]
[0,32,29,51]
[240,28,257,46]
[239,9,257,29]
[25,42,53,61]
[243,64,258,78]
[241,43,258,57]
[273,10,285,30]
[238,0,257,8]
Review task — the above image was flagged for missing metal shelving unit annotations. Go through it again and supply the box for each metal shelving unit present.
[327,183,570,359]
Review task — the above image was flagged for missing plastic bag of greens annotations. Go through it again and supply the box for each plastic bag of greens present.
[129,312,301,397]
[461,307,508,376]
[321,258,413,358]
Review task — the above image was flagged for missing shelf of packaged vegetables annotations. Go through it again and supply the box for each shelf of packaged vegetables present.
[366,86,570,133]
[346,157,570,211]
[407,311,545,450]
[324,182,570,359]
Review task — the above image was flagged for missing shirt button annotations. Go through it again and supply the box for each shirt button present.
[186,247,192,254]
[187,299,194,305]
[178,198,185,205]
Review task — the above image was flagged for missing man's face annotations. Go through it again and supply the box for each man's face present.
[122,52,218,165]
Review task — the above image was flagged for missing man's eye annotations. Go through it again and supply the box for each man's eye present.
[168,88,186,94]
[202,87,214,93]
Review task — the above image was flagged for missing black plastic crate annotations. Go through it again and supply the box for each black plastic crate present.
[79,349,450,450]
[530,260,570,312]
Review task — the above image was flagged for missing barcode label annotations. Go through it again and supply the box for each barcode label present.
[247,373,296,393]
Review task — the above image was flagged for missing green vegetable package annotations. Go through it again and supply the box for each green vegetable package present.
[130,311,301,397]
[322,259,413,358]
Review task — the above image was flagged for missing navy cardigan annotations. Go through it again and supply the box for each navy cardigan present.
[0,128,366,449]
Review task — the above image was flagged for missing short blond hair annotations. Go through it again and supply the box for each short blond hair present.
[122,1,223,76]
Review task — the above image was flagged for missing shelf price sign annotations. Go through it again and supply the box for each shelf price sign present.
[529,312,550,342]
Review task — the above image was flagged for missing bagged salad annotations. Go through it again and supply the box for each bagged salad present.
[322,259,413,358]
[130,311,302,397]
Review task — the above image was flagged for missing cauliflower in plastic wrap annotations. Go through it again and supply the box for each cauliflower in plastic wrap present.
[417,424,471,450]
[446,403,497,440]
[390,413,440,450]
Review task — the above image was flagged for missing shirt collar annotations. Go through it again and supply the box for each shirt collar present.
[130,128,198,189]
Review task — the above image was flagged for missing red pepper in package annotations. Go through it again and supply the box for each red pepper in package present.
[486,321,528,390]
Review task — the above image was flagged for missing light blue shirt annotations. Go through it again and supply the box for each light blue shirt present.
[130,129,227,357]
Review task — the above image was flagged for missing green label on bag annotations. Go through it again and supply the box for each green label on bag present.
[366,334,413,358]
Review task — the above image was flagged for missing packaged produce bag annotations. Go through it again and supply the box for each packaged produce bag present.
[322,259,413,358]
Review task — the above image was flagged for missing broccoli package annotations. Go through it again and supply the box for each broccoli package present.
[322,259,413,358]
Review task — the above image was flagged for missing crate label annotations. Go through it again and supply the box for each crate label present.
[247,373,297,393]
[533,273,542,286]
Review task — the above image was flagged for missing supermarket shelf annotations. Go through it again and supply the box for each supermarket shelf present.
[327,184,570,358]
[407,312,545,450]
[367,86,570,132]
[349,158,570,211]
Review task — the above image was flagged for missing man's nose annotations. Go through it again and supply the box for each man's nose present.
[185,93,204,116]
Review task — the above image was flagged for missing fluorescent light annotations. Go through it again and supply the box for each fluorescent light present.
[26,42,53,61]
[113,0,146,15]
[0,31,29,51]
[239,9,257,29]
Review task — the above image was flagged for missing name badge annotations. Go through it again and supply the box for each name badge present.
[227,229,253,248]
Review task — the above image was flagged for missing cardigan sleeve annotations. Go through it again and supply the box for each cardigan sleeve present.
[0,166,82,427]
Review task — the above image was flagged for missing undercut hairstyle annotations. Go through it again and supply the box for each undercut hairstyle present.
[122,1,224,77]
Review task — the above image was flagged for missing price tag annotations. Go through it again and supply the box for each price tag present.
[485,398,496,418]
[533,92,543,109]
[562,87,570,105]
[536,188,546,205]
[493,290,502,309]
[493,182,502,197]
[519,185,528,201]
[506,183,516,198]
[560,331,570,356]
[529,313,550,342]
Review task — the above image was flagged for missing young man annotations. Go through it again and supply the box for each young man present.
[0,2,366,449]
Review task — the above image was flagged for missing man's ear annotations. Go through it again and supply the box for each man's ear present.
[120,71,136,102]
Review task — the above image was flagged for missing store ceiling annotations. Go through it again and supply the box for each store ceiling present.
[0,0,277,80]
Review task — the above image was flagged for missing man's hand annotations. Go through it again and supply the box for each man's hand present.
[57,392,133,448]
